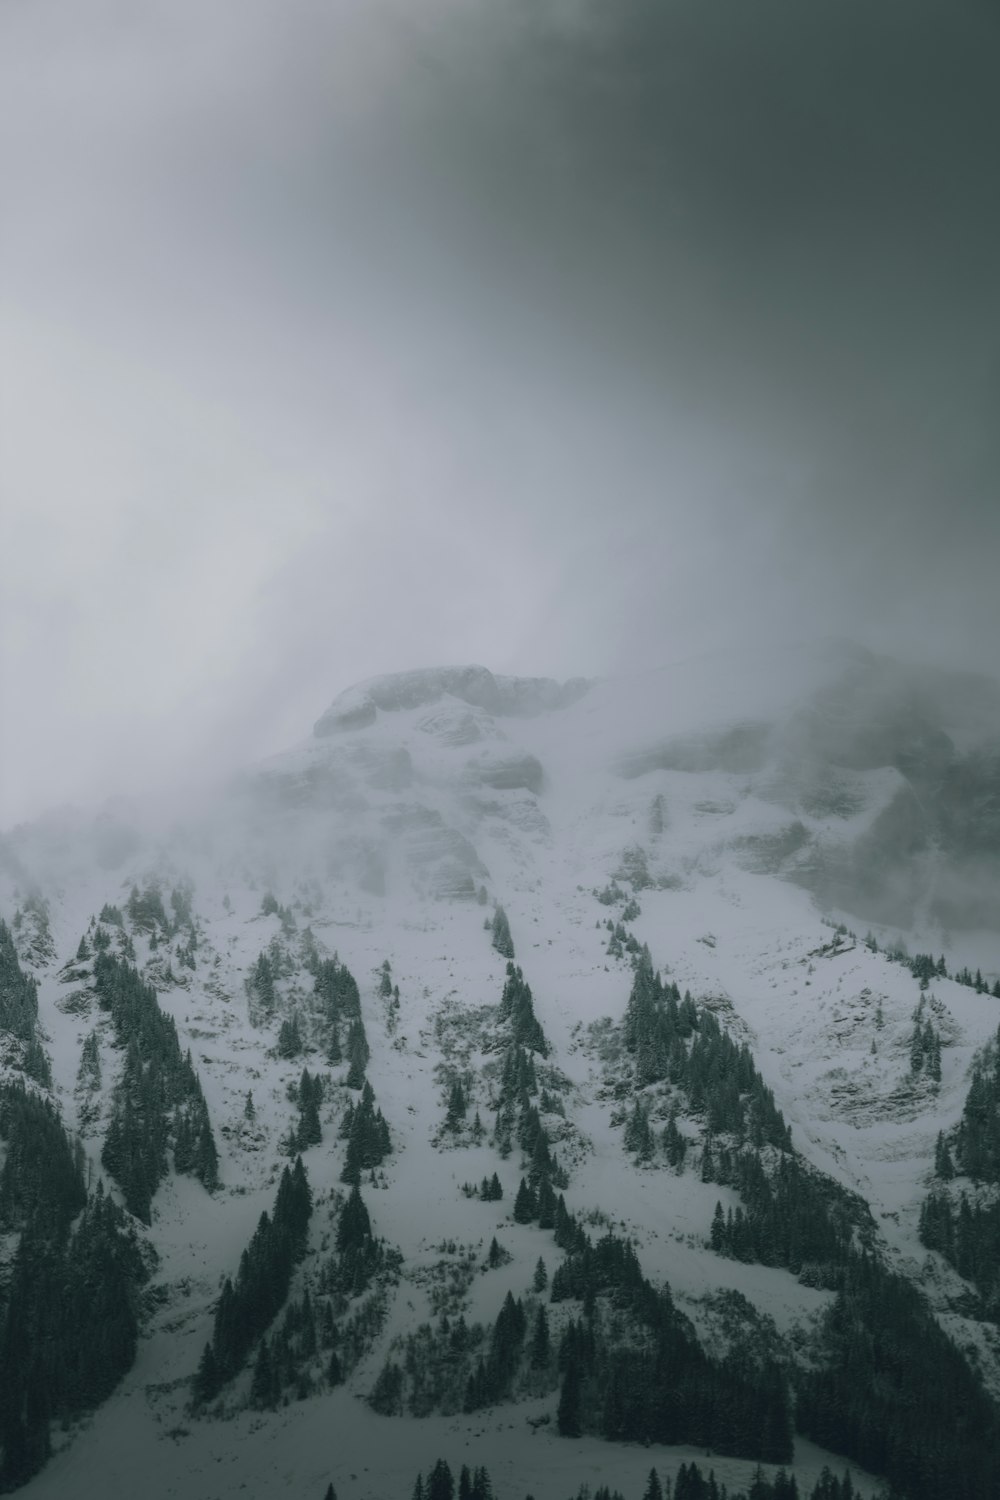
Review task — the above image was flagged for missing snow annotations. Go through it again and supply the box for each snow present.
[5,645,1000,1498]
[313,666,592,738]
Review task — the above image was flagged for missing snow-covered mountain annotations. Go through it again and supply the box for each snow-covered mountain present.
[3,643,1000,1500]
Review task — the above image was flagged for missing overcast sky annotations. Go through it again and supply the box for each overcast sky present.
[2,0,999,826]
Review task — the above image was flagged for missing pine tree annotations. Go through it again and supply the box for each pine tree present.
[428,1459,454,1500]
[710,1201,726,1252]
[487,1236,506,1269]
[624,1098,654,1160]
[557,1358,582,1437]
[533,1256,548,1292]
[194,1110,220,1191]
[491,906,515,960]
[345,1019,370,1088]
[250,1338,275,1408]
[298,1069,323,1146]
[249,951,276,1018]
[337,1184,372,1254]
[192,1342,221,1406]
[529,1304,550,1369]
[513,1178,537,1223]
[471,1468,492,1500]
[663,1110,687,1169]
[445,1078,467,1130]
[481,1172,503,1201]
[277,1014,303,1059]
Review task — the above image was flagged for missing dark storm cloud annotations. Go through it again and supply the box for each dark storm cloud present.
[403,0,1000,558]
[2,0,998,823]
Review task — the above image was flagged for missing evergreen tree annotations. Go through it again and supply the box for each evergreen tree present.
[345,1019,370,1089]
[624,1098,654,1160]
[369,1359,404,1416]
[250,1338,275,1408]
[496,969,548,1055]
[199,1158,314,1395]
[487,1236,507,1269]
[277,1014,303,1059]
[513,1178,537,1223]
[340,1082,391,1183]
[427,1459,454,1500]
[529,1304,550,1369]
[0,1094,146,1489]
[296,1068,323,1147]
[337,1184,372,1254]
[0,919,40,1041]
[934,1130,955,1179]
[557,1358,582,1437]
[481,1172,503,1202]
[710,1201,726,1252]
[91,951,219,1215]
[491,906,515,960]
[445,1078,467,1130]
[192,1342,221,1406]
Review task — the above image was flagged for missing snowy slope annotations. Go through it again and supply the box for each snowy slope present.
[4,644,1000,1500]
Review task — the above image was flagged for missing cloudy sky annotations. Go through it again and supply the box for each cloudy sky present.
[2,0,999,825]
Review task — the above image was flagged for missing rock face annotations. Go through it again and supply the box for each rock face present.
[11,644,1000,935]
[234,645,1000,929]
[313,665,591,736]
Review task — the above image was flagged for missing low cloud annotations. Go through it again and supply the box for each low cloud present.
[2,0,998,824]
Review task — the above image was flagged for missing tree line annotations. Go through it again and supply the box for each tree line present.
[616,956,1000,1499]
[192,1156,313,1404]
[92,947,219,1221]
[919,1023,1000,1315]
[0,1073,146,1491]
[0,917,51,1086]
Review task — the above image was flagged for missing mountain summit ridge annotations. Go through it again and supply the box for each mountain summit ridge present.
[313,665,593,738]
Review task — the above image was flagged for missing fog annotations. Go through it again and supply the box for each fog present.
[3,0,999,826]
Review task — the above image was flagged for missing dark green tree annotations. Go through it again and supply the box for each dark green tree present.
[529,1304,551,1369]
[513,1178,537,1223]
[428,1459,454,1500]
[491,906,515,960]
[557,1357,582,1437]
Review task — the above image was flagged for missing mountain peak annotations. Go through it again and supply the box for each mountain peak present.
[312,664,591,737]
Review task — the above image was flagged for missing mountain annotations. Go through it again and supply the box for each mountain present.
[2,643,1000,1500]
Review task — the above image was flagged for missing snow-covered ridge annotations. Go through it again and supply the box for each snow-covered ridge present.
[10,641,1000,935]
[5,642,1000,1499]
[313,665,592,736]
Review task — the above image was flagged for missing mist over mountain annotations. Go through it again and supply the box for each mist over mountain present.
[4,1,1000,1496]
[3,646,1000,1497]
[12,642,1000,937]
